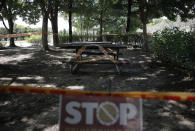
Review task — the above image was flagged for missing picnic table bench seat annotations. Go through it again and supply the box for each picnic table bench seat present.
[67,58,130,64]
[65,58,130,74]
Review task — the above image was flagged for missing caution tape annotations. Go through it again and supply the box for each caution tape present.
[74,45,86,59]
[0,32,59,39]
[97,45,118,64]
[0,85,195,102]
[97,45,127,64]
[74,57,106,64]
[0,32,42,39]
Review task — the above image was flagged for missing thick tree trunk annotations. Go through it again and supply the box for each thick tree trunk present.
[99,12,103,42]
[8,18,16,47]
[126,0,132,32]
[51,17,59,46]
[50,0,59,46]
[42,13,49,51]
[143,22,149,51]
[139,2,149,51]
[68,0,72,43]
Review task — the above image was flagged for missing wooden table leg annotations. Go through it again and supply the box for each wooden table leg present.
[116,49,119,60]
[115,64,121,74]
[70,63,80,74]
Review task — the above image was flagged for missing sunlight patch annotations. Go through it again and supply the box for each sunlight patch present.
[126,77,148,81]
[0,101,11,106]
[0,53,34,64]
[43,124,58,131]
[138,60,145,64]
[21,117,35,125]
[0,77,12,81]
[17,76,44,82]
[66,85,85,90]
[40,84,56,88]
[182,76,193,82]
[179,119,195,129]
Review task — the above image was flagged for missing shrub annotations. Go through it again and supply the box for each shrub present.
[152,27,195,68]
[25,35,42,45]
[58,34,69,43]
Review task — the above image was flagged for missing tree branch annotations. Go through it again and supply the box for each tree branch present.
[0,17,9,31]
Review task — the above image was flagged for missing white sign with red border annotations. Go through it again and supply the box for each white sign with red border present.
[59,95,143,131]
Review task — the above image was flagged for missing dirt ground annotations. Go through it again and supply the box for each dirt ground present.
[0,46,194,131]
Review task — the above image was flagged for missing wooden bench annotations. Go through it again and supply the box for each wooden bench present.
[74,50,122,60]
[65,58,130,74]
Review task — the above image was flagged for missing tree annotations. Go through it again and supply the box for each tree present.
[95,0,113,41]
[62,0,74,42]
[49,0,60,47]
[136,0,195,51]
[68,0,72,42]
[72,0,96,36]
[99,0,140,34]
[126,0,132,32]
[160,0,195,21]
[35,0,52,51]
[0,0,21,47]
[138,0,149,51]
[133,0,163,51]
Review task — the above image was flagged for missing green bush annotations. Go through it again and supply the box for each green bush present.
[58,34,69,43]
[152,27,195,68]
[25,35,42,45]
[58,33,145,46]
[58,34,98,43]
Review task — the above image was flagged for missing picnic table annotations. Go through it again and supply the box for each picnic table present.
[59,42,129,73]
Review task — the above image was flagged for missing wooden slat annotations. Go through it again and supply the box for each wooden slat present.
[66,59,130,65]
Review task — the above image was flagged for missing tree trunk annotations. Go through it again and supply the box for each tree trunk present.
[51,16,59,46]
[50,0,59,47]
[139,1,149,51]
[8,18,16,47]
[86,27,89,41]
[42,13,49,51]
[143,22,148,51]
[126,0,132,32]
[93,29,95,41]
[68,0,72,43]
[99,12,103,42]
[80,16,83,36]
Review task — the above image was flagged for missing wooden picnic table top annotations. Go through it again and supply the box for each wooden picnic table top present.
[58,42,127,50]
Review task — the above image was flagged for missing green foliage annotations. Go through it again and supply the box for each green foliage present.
[0,27,8,35]
[25,35,42,45]
[58,31,143,46]
[152,27,195,68]
[14,25,42,33]
[58,34,94,43]
[20,1,40,25]
[160,0,195,21]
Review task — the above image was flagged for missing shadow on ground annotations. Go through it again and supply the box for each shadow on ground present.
[0,47,194,130]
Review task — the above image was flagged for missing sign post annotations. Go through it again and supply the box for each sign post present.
[59,95,142,131]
